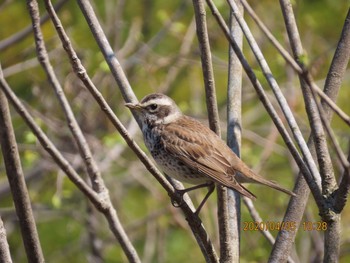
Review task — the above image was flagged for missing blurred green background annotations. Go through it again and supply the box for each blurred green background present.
[0,0,349,262]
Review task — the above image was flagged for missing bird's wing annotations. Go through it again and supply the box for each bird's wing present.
[162,117,256,200]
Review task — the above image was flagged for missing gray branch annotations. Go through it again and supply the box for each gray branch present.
[270,4,350,263]
[0,83,44,262]
[0,217,12,263]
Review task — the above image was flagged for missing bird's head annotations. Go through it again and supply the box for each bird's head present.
[125,93,182,126]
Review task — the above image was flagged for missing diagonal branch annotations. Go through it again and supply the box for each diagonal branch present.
[226,0,323,198]
[0,0,68,52]
[204,0,321,199]
[29,0,102,193]
[278,0,336,197]
[28,0,141,261]
[270,2,350,262]
[334,143,350,213]
[221,1,245,261]
[241,0,350,127]
[0,216,12,263]
[0,81,44,263]
[191,0,220,134]
[48,0,219,261]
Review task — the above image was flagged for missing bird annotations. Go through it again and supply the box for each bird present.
[125,93,296,214]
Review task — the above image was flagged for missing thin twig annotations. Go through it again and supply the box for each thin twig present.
[226,0,323,197]
[191,0,232,261]
[0,216,12,263]
[277,0,336,197]
[272,5,350,261]
[309,83,350,172]
[51,0,219,261]
[30,0,103,193]
[222,2,245,261]
[269,1,347,262]
[192,0,220,134]
[0,64,101,208]
[241,0,350,127]
[204,0,319,198]
[310,83,350,126]
[41,0,140,261]
[0,81,44,262]
[0,0,68,52]
[334,143,350,213]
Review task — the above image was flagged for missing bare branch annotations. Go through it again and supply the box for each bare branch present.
[220,2,245,261]
[0,62,144,262]
[48,0,219,261]
[279,0,336,197]
[226,0,323,197]
[326,8,350,213]
[242,0,350,127]
[0,64,100,210]
[204,0,319,197]
[0,0,67,52]
[191,0,236,261]
[0,216,12,263]
[29,0,103,193]
[192,0,220,134]
[270,2,350,262]
[334,143,350,213]
[309,85,350,172]
[0,84,44,262]
[323,8,350,115]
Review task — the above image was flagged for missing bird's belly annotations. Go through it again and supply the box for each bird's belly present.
[153,154,208,185]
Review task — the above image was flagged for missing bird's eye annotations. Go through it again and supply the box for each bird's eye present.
[148,104,158,111]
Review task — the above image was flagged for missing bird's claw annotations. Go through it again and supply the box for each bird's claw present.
[170,190,185,208]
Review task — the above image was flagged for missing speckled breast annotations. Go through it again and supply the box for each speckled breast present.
[142,127,208,185]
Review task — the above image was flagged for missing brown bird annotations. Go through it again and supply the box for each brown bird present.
[126,93,295,214]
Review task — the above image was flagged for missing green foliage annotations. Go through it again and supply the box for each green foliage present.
[0,0,349,262]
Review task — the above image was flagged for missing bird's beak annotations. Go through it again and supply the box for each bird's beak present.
[125,102,142,111]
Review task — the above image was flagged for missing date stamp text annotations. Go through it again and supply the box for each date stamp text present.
[243,221,328,232]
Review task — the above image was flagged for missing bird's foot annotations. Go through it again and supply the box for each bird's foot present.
[170,189,186,208]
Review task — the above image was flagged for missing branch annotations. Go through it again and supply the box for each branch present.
[191,0,235,261]
[204,0,319,197]
[0,216,12,263]
[219,1,245,261]
[330,9,350,212]
[29,0,103,193]
[309,82,350,175]
[278,0,335,197]
[192,0,220,134]
[0,64,100,210]
[226,0,323,199]
[51,0,218,261]
[0,0,67,52]
[334,143,350,213]
[270,2,350,262]
[31,0,141,261]
[0,83,44,262]
[241,0,350,127]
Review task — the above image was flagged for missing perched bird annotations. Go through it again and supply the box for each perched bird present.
[126,93,295,213]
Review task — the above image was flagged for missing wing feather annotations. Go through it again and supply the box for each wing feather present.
[162,116,256,199]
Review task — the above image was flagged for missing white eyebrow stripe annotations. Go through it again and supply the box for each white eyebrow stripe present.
[142,98,173,107]
[162,111,181,124]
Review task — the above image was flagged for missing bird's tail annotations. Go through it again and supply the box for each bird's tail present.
[236,164,296,197]
[248,169,296,197]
